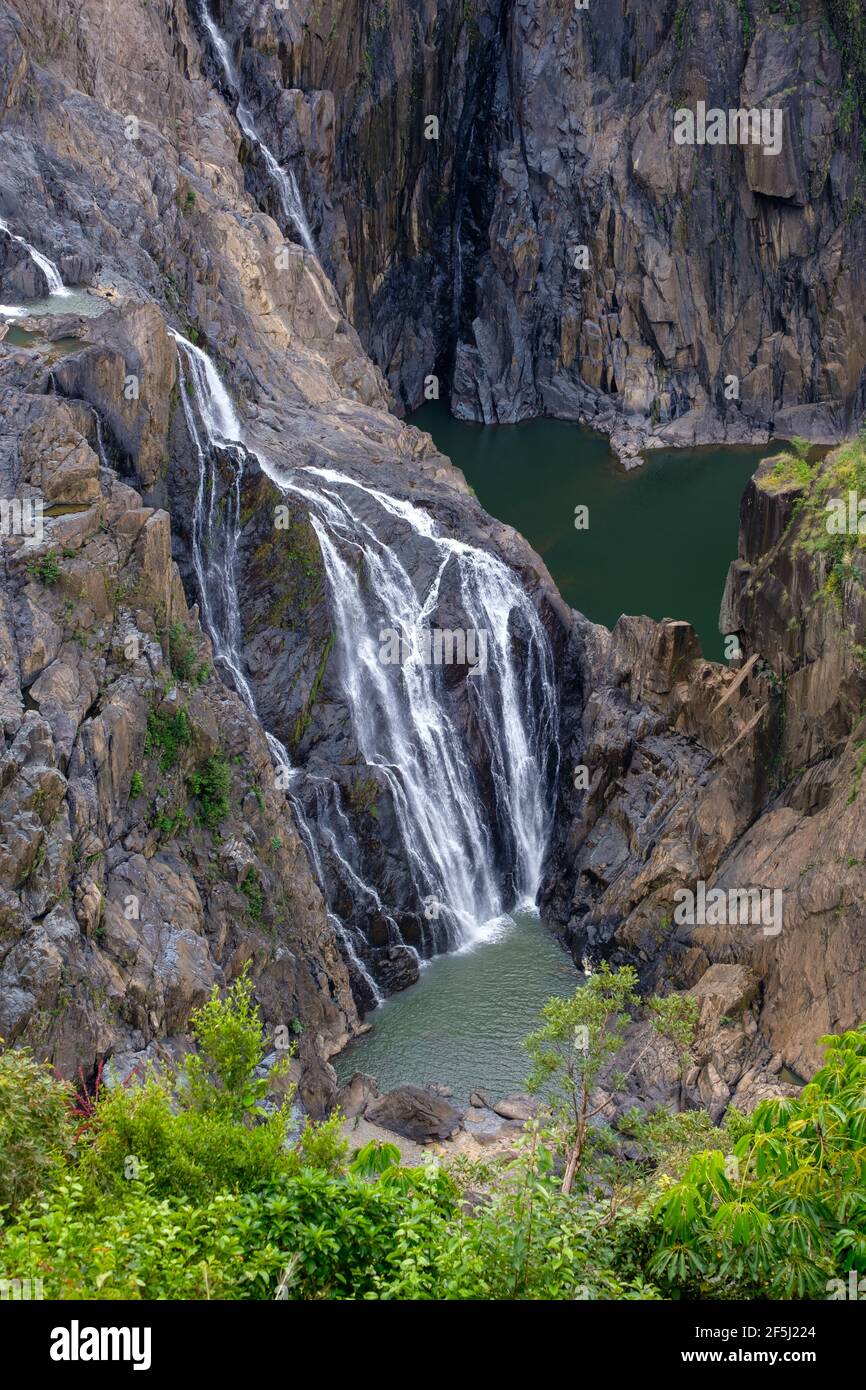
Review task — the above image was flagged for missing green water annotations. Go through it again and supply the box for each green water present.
[335,913,575,1103]
[413,403,772,661]
[0,289,106,320]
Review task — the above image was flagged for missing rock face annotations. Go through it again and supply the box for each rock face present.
[1,0,865,1119]
[0,0,576,1077]
[215,0,866,455]
[0,345,357,1106]
[543,444,866,1083]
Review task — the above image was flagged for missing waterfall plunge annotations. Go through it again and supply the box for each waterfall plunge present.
[0,215,70,307]
[171,331,558,995]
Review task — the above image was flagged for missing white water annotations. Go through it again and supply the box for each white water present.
[171,330,382,1002]
[284,466,558,946]
[171,331,558,995]
[197,2,316,255]
[0,215,70,299]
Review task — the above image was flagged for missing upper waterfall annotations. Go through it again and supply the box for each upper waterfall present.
[196,2,316,255]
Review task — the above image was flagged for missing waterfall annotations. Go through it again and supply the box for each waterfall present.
[171,331,558,996]
[195,2,316,255]
[171,329,382,1003]
[0,215,70,298]
[284,467,558,945]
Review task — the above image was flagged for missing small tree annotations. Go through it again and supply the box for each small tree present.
[525,965,701,1195]
[525,964,639,1194]
[184,965,290,1123]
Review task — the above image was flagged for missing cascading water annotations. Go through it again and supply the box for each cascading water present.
[284,468,558,946]
[170,330,558,998]
[170,329,382,1002]
[195,2,316,255]
[0,215,70,301]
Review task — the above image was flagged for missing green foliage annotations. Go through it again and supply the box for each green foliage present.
[129,771,144,799]
[27,549,61,585]
[239,866,264,919]
[188,753,231,828]
[524,964,641,1188]
[144,705,192,771]
[80,1074,295,1204]
[0,1044,71,1211]
[652,1026,866,1298]
[168,621,210,685]
[3,967,863,1302]
[183,967,285,1122]
[431,1131,661,1301]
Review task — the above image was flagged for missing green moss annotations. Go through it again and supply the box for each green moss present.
[290,634,334,751]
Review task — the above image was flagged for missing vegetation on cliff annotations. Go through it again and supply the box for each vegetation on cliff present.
[1,971,863,1301]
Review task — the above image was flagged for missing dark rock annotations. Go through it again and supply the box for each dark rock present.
[337,1071,379,1119]
[365,1085,464,1142]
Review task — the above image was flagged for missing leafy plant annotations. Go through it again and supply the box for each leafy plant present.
[188,754,231,828]
[0,1043,72,1211]
[27,550,61,586]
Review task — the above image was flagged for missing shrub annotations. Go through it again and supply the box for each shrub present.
[144,706,192,771]
[0,1044,72,1211]
[652,1025,866,1298]
[27,550,61,586]
[188,754,231,828]
[239,866,264,919]
[184,966,287,1122]
[80,1074,295,1203]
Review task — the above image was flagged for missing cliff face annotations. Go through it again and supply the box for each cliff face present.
[2,0,866,1110]
[543,440,866,1085]
[221,0,866,457]
[0,0,576,1086]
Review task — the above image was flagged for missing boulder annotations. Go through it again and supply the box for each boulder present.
[337,1071,379,1119]
[364,1085,463,1142]
[492,1093,538,1122]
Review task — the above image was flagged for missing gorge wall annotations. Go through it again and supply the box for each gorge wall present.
[216,0,866,456]
[1,0,865,1112]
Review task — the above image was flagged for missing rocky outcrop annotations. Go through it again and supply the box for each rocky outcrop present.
[0,338,357,1102]
[364,1083,464,1141]
[544,442,866,1082]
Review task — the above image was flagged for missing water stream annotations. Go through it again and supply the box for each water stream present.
[195,2,316,254]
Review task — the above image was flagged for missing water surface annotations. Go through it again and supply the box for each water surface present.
[413,403,771,661]
[335,912,575,1103]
